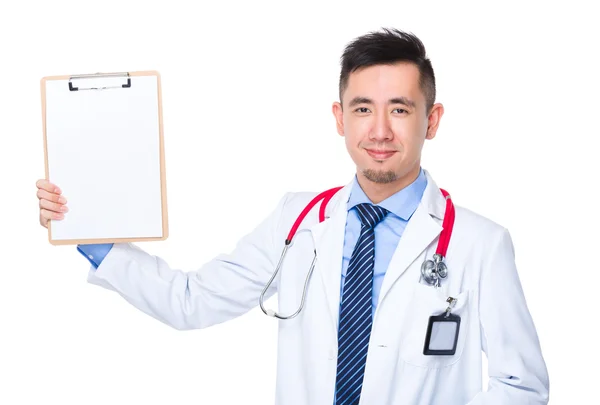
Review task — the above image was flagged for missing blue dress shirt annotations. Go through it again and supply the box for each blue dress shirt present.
[77,243,113,269]
[340,167,427,318]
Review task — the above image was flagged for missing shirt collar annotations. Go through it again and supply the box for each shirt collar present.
[347,167,428,221]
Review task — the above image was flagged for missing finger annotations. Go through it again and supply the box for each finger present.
[40,214,48,228]
[40,208,64,221]
[37,188,66,204]
[40,198,68,213]
[36,179,61,194]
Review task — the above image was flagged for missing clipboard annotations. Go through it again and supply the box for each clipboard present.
[41,71,169,245]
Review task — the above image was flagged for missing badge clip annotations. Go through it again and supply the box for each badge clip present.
[445,296,457,318]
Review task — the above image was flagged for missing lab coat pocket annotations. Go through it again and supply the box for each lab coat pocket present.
[398,282,471,369]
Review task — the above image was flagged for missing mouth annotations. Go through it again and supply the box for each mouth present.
[365,149,396,160]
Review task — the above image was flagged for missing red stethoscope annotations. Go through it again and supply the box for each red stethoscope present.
[259,186,456,320]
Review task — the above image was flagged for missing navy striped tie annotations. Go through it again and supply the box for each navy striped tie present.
[334,203,388,405]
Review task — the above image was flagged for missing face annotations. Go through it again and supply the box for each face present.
[332,62,443,186]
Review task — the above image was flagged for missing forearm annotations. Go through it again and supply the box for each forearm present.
[87,243,272,330]
[85,193,288,330]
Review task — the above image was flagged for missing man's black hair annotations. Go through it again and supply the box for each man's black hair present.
[339,28,436,113]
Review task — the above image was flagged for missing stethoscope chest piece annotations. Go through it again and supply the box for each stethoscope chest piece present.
[420,253,448,287]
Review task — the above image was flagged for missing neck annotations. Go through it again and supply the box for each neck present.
[357,166,421,204]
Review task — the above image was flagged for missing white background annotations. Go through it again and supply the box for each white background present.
[1,1,598,404]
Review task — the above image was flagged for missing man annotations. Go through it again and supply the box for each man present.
[36,28,549,404]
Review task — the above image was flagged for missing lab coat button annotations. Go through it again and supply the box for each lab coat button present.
[88,254,94,260]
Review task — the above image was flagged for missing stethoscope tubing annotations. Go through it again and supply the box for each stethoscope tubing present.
[259,185,455,319]
[259,186,342,319]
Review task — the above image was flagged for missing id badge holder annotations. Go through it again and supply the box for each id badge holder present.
[423,297,461,356]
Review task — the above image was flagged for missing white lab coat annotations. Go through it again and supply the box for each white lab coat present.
[87,169,549,404]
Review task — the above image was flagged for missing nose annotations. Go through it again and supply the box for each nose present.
[369,111,393,141]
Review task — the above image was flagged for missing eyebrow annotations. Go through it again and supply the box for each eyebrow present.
[348,96,416,109]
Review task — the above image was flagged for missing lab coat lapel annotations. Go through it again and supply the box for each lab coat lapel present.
[307,170,448,331]
[376,170,447,307]
[309,182,352,332]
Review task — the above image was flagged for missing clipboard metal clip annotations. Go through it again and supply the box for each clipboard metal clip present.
[69,72,132,91]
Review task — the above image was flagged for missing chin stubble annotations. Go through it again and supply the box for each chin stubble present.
[361,168,399,184]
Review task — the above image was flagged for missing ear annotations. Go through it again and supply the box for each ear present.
[332,101,344,137]
[425,103,444,140]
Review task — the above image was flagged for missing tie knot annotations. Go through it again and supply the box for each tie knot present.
[355,203,388,228]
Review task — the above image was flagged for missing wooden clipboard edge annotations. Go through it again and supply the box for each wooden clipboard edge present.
[50,236,168,246]
[41,70,169,246]
[40,75,51,242]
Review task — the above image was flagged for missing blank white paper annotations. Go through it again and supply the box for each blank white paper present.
[45,75,164,241]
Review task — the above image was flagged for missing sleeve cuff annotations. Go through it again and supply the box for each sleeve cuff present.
[77,243,114,269]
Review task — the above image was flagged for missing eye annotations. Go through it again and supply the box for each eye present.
[354,107,371,113]
[393,108,408,114]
